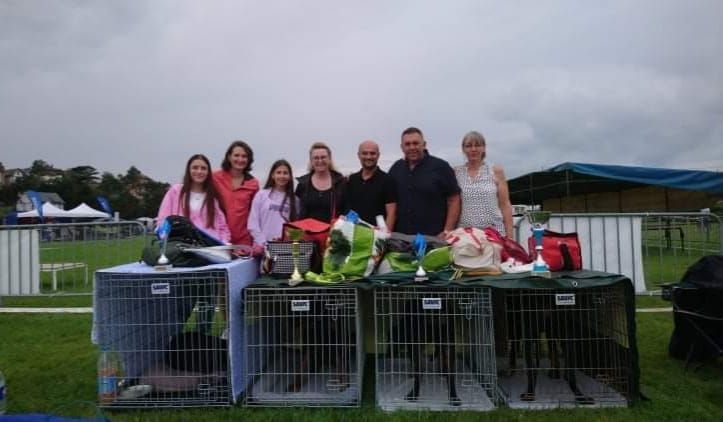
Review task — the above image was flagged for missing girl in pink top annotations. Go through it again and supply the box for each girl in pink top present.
[248,159,299,248]
[156,154,231,243]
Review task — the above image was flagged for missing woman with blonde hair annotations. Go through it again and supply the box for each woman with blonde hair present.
[295,142,347,222]
[454,131,513,237]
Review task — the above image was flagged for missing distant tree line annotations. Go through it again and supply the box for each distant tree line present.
[0,160,169,219]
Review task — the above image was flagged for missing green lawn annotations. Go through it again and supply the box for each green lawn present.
[0,311,720,421]
[37,235,148,293]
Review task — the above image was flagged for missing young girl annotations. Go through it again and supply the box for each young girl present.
[157,154,231,243]
[247,159,299,248]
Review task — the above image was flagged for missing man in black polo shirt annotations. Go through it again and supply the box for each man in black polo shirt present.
[388,127,460,237]
[346,140,398,230]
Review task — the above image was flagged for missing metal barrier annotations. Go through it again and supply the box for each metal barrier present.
[1,221,148,296]
[514,212,723,294]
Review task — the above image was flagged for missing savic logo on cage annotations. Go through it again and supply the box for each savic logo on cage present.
[151,283,170,295]
[291,300,310,312]
[422,297,442,310]
[555,293,576,306]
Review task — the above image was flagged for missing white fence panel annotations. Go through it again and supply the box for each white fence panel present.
[517,215,646,293]
[0,229,41,296]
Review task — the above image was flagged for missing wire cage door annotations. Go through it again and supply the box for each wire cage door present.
[375,286,497,411]
[495,285,634,409]
[94,269,231,408]
[243,286,363,407]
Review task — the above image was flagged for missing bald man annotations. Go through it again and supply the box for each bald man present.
[345,140,397,230]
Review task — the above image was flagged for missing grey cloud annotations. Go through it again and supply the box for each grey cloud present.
[1,1,721,188]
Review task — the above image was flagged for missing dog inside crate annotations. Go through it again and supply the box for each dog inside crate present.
[495,288,630,408]
[244,290,357,401]
[377,288,497,410]
[129,282,229,399]
[391,294,462,406]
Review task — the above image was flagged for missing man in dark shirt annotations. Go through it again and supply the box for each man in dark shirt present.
[388,127,460,237]
[346,140,398,230]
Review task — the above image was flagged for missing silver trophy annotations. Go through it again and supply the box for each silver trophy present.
[287,228,304,286]
[413,233,428,282]
[155,218,172,271]
[526,210,552,278]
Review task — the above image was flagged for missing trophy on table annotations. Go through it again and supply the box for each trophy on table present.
[413,233,428,282]
[287,228,304,286]
[155,218,172,271]
[526,210,552,278]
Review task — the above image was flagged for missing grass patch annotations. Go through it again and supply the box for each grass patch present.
[1,312,721,421]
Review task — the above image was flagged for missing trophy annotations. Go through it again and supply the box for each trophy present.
[155,218,172,271]
[287,228,304,286]
[526,210,552,278]
[413,233,428,282]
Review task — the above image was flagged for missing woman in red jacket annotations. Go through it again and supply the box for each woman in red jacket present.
[213,140,260,246]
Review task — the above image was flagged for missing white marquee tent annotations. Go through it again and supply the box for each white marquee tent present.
[16,202,70,218]
[66,203,110,218]
[16,202,109,219]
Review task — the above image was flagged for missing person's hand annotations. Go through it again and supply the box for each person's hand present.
[251,244,265,257]
[438,229,451,240]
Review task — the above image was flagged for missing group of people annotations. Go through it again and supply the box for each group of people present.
[156,126,514,255]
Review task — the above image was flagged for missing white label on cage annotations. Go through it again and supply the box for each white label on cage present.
[555,293,576,306]
[151,283,170,295]
[422,298,442,310]
[291,300,310,312]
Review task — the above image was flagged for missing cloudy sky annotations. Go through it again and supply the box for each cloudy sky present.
[1,0,722,185]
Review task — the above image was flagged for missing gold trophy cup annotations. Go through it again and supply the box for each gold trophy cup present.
[287,228,304,286]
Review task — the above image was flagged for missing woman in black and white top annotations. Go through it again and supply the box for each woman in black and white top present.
[454,131,513,236]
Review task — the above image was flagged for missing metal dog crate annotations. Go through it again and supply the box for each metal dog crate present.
[495,285,634,409]
[94,269,231,408]
[375,286,497,411]
[243,286,363,407]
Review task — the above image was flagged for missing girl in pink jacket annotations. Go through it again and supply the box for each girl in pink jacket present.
[156,154,231,243]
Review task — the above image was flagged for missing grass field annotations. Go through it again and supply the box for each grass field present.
[37,235,148,293]
[0,310,721,421]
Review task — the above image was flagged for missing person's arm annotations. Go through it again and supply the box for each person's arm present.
[493,165,514,238]
[155,185,178,230]
[384,202,397,232]
[213,199,231,244]
[247,191,267,246]
[439,161,461,237]
[382,176,398,231]
[295,180,307,219]
[442,193,461,237]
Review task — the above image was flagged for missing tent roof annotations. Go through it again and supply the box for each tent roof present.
[508,162,723,204]
[66,203,110,218]
[16,202,70,218]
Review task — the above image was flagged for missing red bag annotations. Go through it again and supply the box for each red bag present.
[483,227,533,264]
[283,218,331,271]
[527,230,582,271]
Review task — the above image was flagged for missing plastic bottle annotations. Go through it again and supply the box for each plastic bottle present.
[97,347,121,405]
[0,368,6,415]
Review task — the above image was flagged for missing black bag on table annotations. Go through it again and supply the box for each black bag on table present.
[140,215,225,267]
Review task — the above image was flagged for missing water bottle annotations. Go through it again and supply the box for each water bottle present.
[97,347,121,405]
[0,368,6,415]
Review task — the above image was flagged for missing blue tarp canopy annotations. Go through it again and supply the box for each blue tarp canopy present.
[508,162,723,205]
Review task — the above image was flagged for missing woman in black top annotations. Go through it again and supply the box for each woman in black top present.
[295,142,346,222]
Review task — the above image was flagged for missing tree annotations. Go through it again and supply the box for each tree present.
[29,159,56,176]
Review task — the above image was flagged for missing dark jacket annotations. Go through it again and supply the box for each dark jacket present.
[295,171,347,222]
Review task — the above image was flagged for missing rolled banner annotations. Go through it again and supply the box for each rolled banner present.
[96,196,114,217]
[27,190,44,222]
